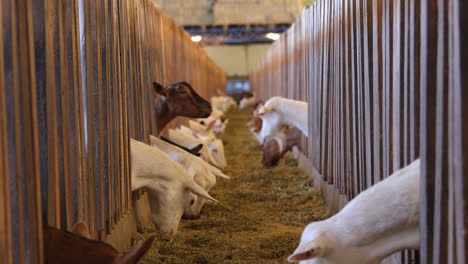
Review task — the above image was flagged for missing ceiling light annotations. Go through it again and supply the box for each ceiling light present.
[191,35,202,42]
[265,32,280,41]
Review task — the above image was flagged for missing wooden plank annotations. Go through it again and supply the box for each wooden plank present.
[420,0,438,261]
[73,0,88,226]
[58,0,74,230]
[69,0,83,225]
[44,0,61,229]
[84,0,97,238]
[118,0,127,216]
[0,0,13,262]
[19,0,44,259]
[433,0,450,261]
[452,1,467,262]
[349,0,360,196]
[104,0,113,233]
[372,0,383,185]
[95,0,105,238]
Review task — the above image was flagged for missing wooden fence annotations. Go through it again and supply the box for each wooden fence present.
[0,0,225,263]
[250,0,467,263]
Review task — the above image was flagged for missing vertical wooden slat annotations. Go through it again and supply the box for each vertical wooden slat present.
[44,0,61,229]
[84,0,97,238]
[58,0,74,231]
[420,0,437,262]
[453,2,467,262]
[0,0,13,262]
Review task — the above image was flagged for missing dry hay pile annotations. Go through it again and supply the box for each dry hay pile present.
[133,109,330,264]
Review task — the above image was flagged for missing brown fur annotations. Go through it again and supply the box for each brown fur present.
[247,116,263,133]
[241,91,254,99]
[262,127,300,167]
[251,100,264,115]
[44,222,155,264]
[153,82,212,133]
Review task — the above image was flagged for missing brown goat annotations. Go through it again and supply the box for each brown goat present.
[153,82,212,134]
[44,222,155,264]
[262,126,300,167]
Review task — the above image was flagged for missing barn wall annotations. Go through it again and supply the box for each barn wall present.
[250,0,467,263]
[0,0,225,263]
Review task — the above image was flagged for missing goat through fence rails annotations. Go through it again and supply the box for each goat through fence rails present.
[0,0,225,263]
[250,0,468,263]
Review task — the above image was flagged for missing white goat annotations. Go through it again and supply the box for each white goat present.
[239,96,256,109]
[188,120,217,139]
[130,138,216,234]
[168,129,227,169]
[180,125,215,142]
[196,109,229,136]
[149,135,229,219]
[211,96,237,113]
[257,97,308,144]
[288,159,420,264]
[176,127,227,169]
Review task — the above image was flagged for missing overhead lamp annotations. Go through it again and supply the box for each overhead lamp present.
[191,35,202,42]
[265,32,280,41]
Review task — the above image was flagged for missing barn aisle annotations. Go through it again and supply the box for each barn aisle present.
[134,109,330,264]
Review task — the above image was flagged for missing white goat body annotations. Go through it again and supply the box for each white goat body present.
[149,136,229,218]
[257,97,308,144]
[130,139,216,234]
[289,159,420,264]
[168,129,226,169]
[211,96,237,113]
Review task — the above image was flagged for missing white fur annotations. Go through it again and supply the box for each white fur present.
[130,139,216,234]
[180,125,215,141]
[289,159,420,264]
[177,127,227,169]
[196,109,228,135]
[239,96,256,109]
[149,136,229,218]
[257,97,308,144]
[168,129,227,169]
[211,96,237,113]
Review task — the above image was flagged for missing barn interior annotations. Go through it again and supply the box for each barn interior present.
[0,1,467,264]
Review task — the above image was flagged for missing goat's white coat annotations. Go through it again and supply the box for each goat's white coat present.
[196,109,228,135]
[211,96,237,113]
[257,97,308,144]
[289,159,420,264]
[180,125,214,141]
[168,129,227,169]
[239,96,256,109]
[130,139,216,234]
[149,136,229,218]
[177,127,227,169]
[188,120,217,139]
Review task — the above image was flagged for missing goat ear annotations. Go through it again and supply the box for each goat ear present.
[118,234,156,264]
[206,163,230,179]
[190,144,203,155]
[288,240,324,262]
[152,82,166,96]
[71,221,91,239]
[185,180,217,203]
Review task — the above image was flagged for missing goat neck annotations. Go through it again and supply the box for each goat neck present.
[155,96,176,135]
[264,97,308,137]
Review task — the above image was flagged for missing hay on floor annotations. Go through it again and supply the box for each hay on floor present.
[132,109,330,264]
